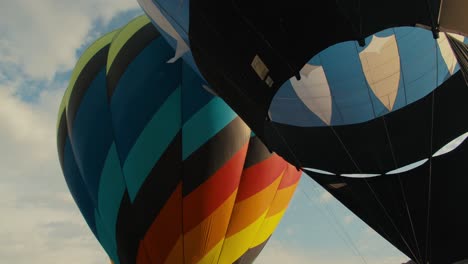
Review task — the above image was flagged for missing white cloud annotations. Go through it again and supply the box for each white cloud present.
[0,0,140,80]
[257,239,409,264]
[0,79,108,264]
[319,190,333,204]
[0,2,141,262]
[344,214,355,225]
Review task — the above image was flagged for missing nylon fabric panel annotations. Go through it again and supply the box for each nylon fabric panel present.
[69,68,113,207]
[182,97,238,160]
[306,142,468,263]
[265,182,300,218]
[241,136,272,169]
[232,237,271,264]
[182,143,248,232]
[182,191,238,264]
[96,143,126,263]
[122,87,181,201]
[277,165,302,189]
[109,38,181,163]
[182,117,251,196]
[107,22,161,98]
[250,210,287,248]
[216,211,269,264]
[62,138,97,237]
[163,236,184,264]
[235,154,287,202]
[224,175,284,238]
[66,47,109,133]
[138,184,183,264]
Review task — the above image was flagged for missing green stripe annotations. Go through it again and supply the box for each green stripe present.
[107,15,151,73]
[96,143,125,263]
[182,97,238,160]
[56,30,119,129]
[95,210,120,264]
[123,87,181,201]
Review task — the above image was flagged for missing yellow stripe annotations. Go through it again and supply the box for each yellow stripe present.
[217,211,269,264]
[250,209,287,248]
[196,239,224,264]
[183,190,237,263]
[57,29,118,129]
[106,15,151,73]
[226,174,283,236]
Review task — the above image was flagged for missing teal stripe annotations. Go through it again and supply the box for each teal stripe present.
[95,210,120,264]
[123,87,181,201]
[182,97,237,160]
[96,143,125,263]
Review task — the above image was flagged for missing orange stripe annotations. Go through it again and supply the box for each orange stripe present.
[236,154,287,201]
[138,183,183,263]
[183,190,238,263]
[266,181,299,217]
[278,164,302,189]
[163,236,183,264]
[226,174,283,237]
[183,143,248,232]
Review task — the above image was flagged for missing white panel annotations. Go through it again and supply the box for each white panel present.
[386,159,428,175]
[433,131,468,157]
[303,167,335,175]
[137,0,189,63]
[290,64,332,125]
[359,35,401,111]
[438,32,465,75]
[340,173,381,178]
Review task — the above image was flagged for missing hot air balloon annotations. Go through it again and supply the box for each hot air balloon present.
[137,1,468,263]
[56,15,301,264]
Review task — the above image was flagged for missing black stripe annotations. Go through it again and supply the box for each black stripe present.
[233,236,271,264]
[115,192,138,264]
[182,117,250,196]
[67,46,109,133]
[243,136,274,169]
[57,112,68,169]
[107,23,160,99]
[131,132,182,238]
[115,133,182,264]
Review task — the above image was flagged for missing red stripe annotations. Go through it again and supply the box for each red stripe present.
[139,184,183,263]
[183,143,248,232]
[278,165,302,189]
[236,154,287,202]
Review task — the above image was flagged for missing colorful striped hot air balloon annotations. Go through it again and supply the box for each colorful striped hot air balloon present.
[56,15,301,264]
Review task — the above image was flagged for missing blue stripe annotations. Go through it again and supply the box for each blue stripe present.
[123,87,181,201]
[181,63,214,123]
[182,97,237,160]
[63,138,97,237]
[96,143,125,264]
[70,68,113,208]
[110,38,181,163]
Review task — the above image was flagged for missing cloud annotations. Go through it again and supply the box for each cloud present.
[0,0,140,80]
[0,78,108,263]
[344,214,355,225]
[0,2,141,262]
[257,239,409,264]
[319,190,333,204]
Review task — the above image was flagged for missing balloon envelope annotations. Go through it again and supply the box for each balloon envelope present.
[56,15,301,264]
[137,1,468,263]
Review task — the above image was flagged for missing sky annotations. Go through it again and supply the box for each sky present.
[0,1,410,263]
